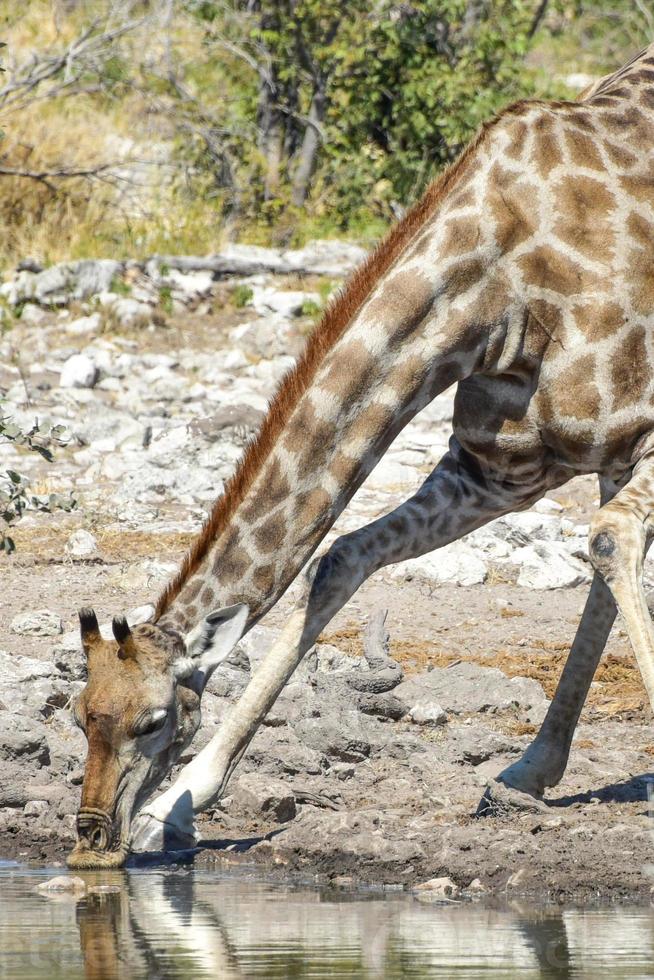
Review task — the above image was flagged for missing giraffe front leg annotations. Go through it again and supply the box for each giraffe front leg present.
[131,444,548,853]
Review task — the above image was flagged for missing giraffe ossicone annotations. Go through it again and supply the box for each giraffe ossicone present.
[68,43,654,868]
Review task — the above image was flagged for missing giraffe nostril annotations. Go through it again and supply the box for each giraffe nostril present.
[90,827,107,849]
[77,811,111,851]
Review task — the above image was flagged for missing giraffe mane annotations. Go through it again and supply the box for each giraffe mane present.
[154,96,567,621]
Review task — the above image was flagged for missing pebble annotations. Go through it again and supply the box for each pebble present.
[408,702,448,726]
[66,313,102,336]
[65,530,99,559]
[60,353,98,389]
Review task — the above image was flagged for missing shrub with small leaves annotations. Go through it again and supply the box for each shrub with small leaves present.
[0,405,76,553]
[232,284,254,309]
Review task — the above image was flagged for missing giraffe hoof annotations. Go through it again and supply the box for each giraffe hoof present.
[130,812,198,853]
[476,779,550,818]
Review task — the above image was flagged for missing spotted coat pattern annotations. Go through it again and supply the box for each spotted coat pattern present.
[83,45,654,849]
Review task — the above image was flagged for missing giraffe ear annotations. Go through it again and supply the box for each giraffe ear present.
[179,603,249,694]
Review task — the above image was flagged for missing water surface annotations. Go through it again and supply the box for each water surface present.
[1,864,653,978]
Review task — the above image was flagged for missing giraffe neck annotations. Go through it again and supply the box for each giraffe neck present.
[158,156,500,635]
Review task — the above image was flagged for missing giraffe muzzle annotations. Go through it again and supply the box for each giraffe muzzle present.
[67,808,129,868]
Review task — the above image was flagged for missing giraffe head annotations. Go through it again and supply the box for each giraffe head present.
[67,603,248,868]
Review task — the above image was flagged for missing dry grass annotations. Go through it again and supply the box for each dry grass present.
[4,524,193,563]
[321,624,648,718]
[0,1,231,266]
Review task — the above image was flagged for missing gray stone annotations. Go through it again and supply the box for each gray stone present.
[293,718,371,763]
[24,799,49,817]
[232,773,297,822]
[0,714,50,765]
[20,303,46,325]
[413,876,460,901]
[357,693,408,720]
[10,610,62,637]
[251,286,320,317]
[66,313,102,336]
[396,661,547,717]
[37,875,86,894]
[53,646,86,681]
[71,259,123,300]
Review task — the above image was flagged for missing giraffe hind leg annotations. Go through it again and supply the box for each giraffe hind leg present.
[479,480,621,814]
[586,457,654,709]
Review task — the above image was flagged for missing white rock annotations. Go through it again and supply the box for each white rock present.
[20,303,46,325]
[0,649,56,681]
[11,609,62,637]
[251,286,320,317]
[533,497,563,515]
[65,530,98,559]
[366,457,417,490]
[66,313,102,336]
[513,542,591,589]
[413,876,460,899]
[60,353,98,389]
[391,542,487,587]
[491,511,562,546]
[112,297,152,325]
[37,876,86,894]
[24,800,49,817]
[408,702,448,726]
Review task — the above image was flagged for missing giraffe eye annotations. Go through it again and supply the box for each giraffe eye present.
[133,709,167,738]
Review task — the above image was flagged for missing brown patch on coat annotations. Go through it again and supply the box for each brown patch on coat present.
[611,327,650,411]
[572,300,626,341]
[603,141,638,169]
[486,181,539,252]
[518,245,589,297]
[554,175,616,262]
[346,403,395,447]
[254,514,286,554]
[627,211,654,250]
[295,488,333,531]
[328,451,359,486]
[442,257,485,299]
[252,563,276,594]
[318,339,376,403]
[364,269,435,347]
[532,114,563,179]
[620,174,654,204]
[564,128,605,171]
[547,354,601,420]
[440,215,480,257]
[504,120,527,160]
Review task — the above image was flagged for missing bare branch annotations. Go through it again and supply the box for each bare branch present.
[528,0,550,39]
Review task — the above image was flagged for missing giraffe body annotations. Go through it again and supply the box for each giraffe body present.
[67,45,654,867]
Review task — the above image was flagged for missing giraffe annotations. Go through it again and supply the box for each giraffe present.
[68,42,654,868]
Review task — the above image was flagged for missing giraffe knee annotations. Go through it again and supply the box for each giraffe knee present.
[589,510,635,580]
[589,510,622,580]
